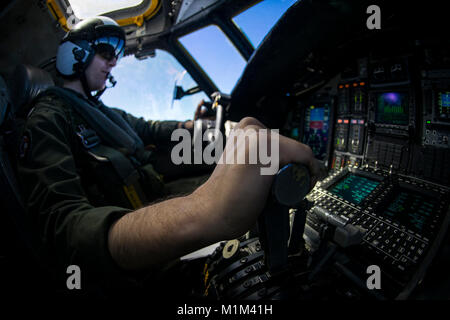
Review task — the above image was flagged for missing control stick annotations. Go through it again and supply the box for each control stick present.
[257,163,311,274]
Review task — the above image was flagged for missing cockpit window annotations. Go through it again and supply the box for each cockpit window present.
[179,25,247,94]
[101,50,208,121]
[177,0,298,94]
[233,0,297,49]
[67,0,143,19]
[96,1,298,118]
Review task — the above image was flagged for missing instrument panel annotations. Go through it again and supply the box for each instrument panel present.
[306,166,449,298]
[205,2,450,300]
[294,43,450,299]
[206,39,450,300]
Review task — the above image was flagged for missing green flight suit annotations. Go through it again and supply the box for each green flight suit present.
[16,87,193,294]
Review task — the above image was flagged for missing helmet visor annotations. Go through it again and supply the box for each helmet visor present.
[93,37,125,61]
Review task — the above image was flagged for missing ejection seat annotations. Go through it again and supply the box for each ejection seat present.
[0,64,54,297]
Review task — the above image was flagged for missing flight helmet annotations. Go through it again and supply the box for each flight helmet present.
[56,16,125,99]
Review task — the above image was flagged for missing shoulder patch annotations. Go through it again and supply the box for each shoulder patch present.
[19,130,32,161]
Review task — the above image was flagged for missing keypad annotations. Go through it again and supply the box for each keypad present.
[308,167,449,281]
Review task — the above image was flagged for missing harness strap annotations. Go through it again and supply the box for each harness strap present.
[35,91,151,209]
[75,124,149,209]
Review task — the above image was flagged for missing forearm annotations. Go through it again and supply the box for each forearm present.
[107,117,323,271]
[107,189,219,271]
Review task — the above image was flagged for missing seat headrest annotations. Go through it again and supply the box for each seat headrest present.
[0,75,10,127]
[9,64,54,118]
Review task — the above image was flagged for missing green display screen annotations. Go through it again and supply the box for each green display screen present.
[328,174,380,205]
[375,92,409,125]
[381,189,438,233]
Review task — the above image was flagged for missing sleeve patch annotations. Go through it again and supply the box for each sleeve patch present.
[19,130,32,161]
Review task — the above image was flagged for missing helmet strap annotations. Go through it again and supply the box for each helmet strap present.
[80,72,98,102]
[94,86,107,100]
[80,70,113,101]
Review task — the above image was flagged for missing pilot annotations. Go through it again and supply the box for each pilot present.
[16,16,324,298]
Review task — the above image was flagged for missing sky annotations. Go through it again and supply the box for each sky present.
[100,50,206,121]
[68,0,143,19]
[73,0,298,121]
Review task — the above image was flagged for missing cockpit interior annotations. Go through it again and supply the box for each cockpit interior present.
[0,0,449,302]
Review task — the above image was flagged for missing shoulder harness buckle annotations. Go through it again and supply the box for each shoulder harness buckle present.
[76,124,100,149]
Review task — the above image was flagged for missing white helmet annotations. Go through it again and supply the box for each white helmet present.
[56,16,125,78]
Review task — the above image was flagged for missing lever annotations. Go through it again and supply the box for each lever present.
[257,163,311,274]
